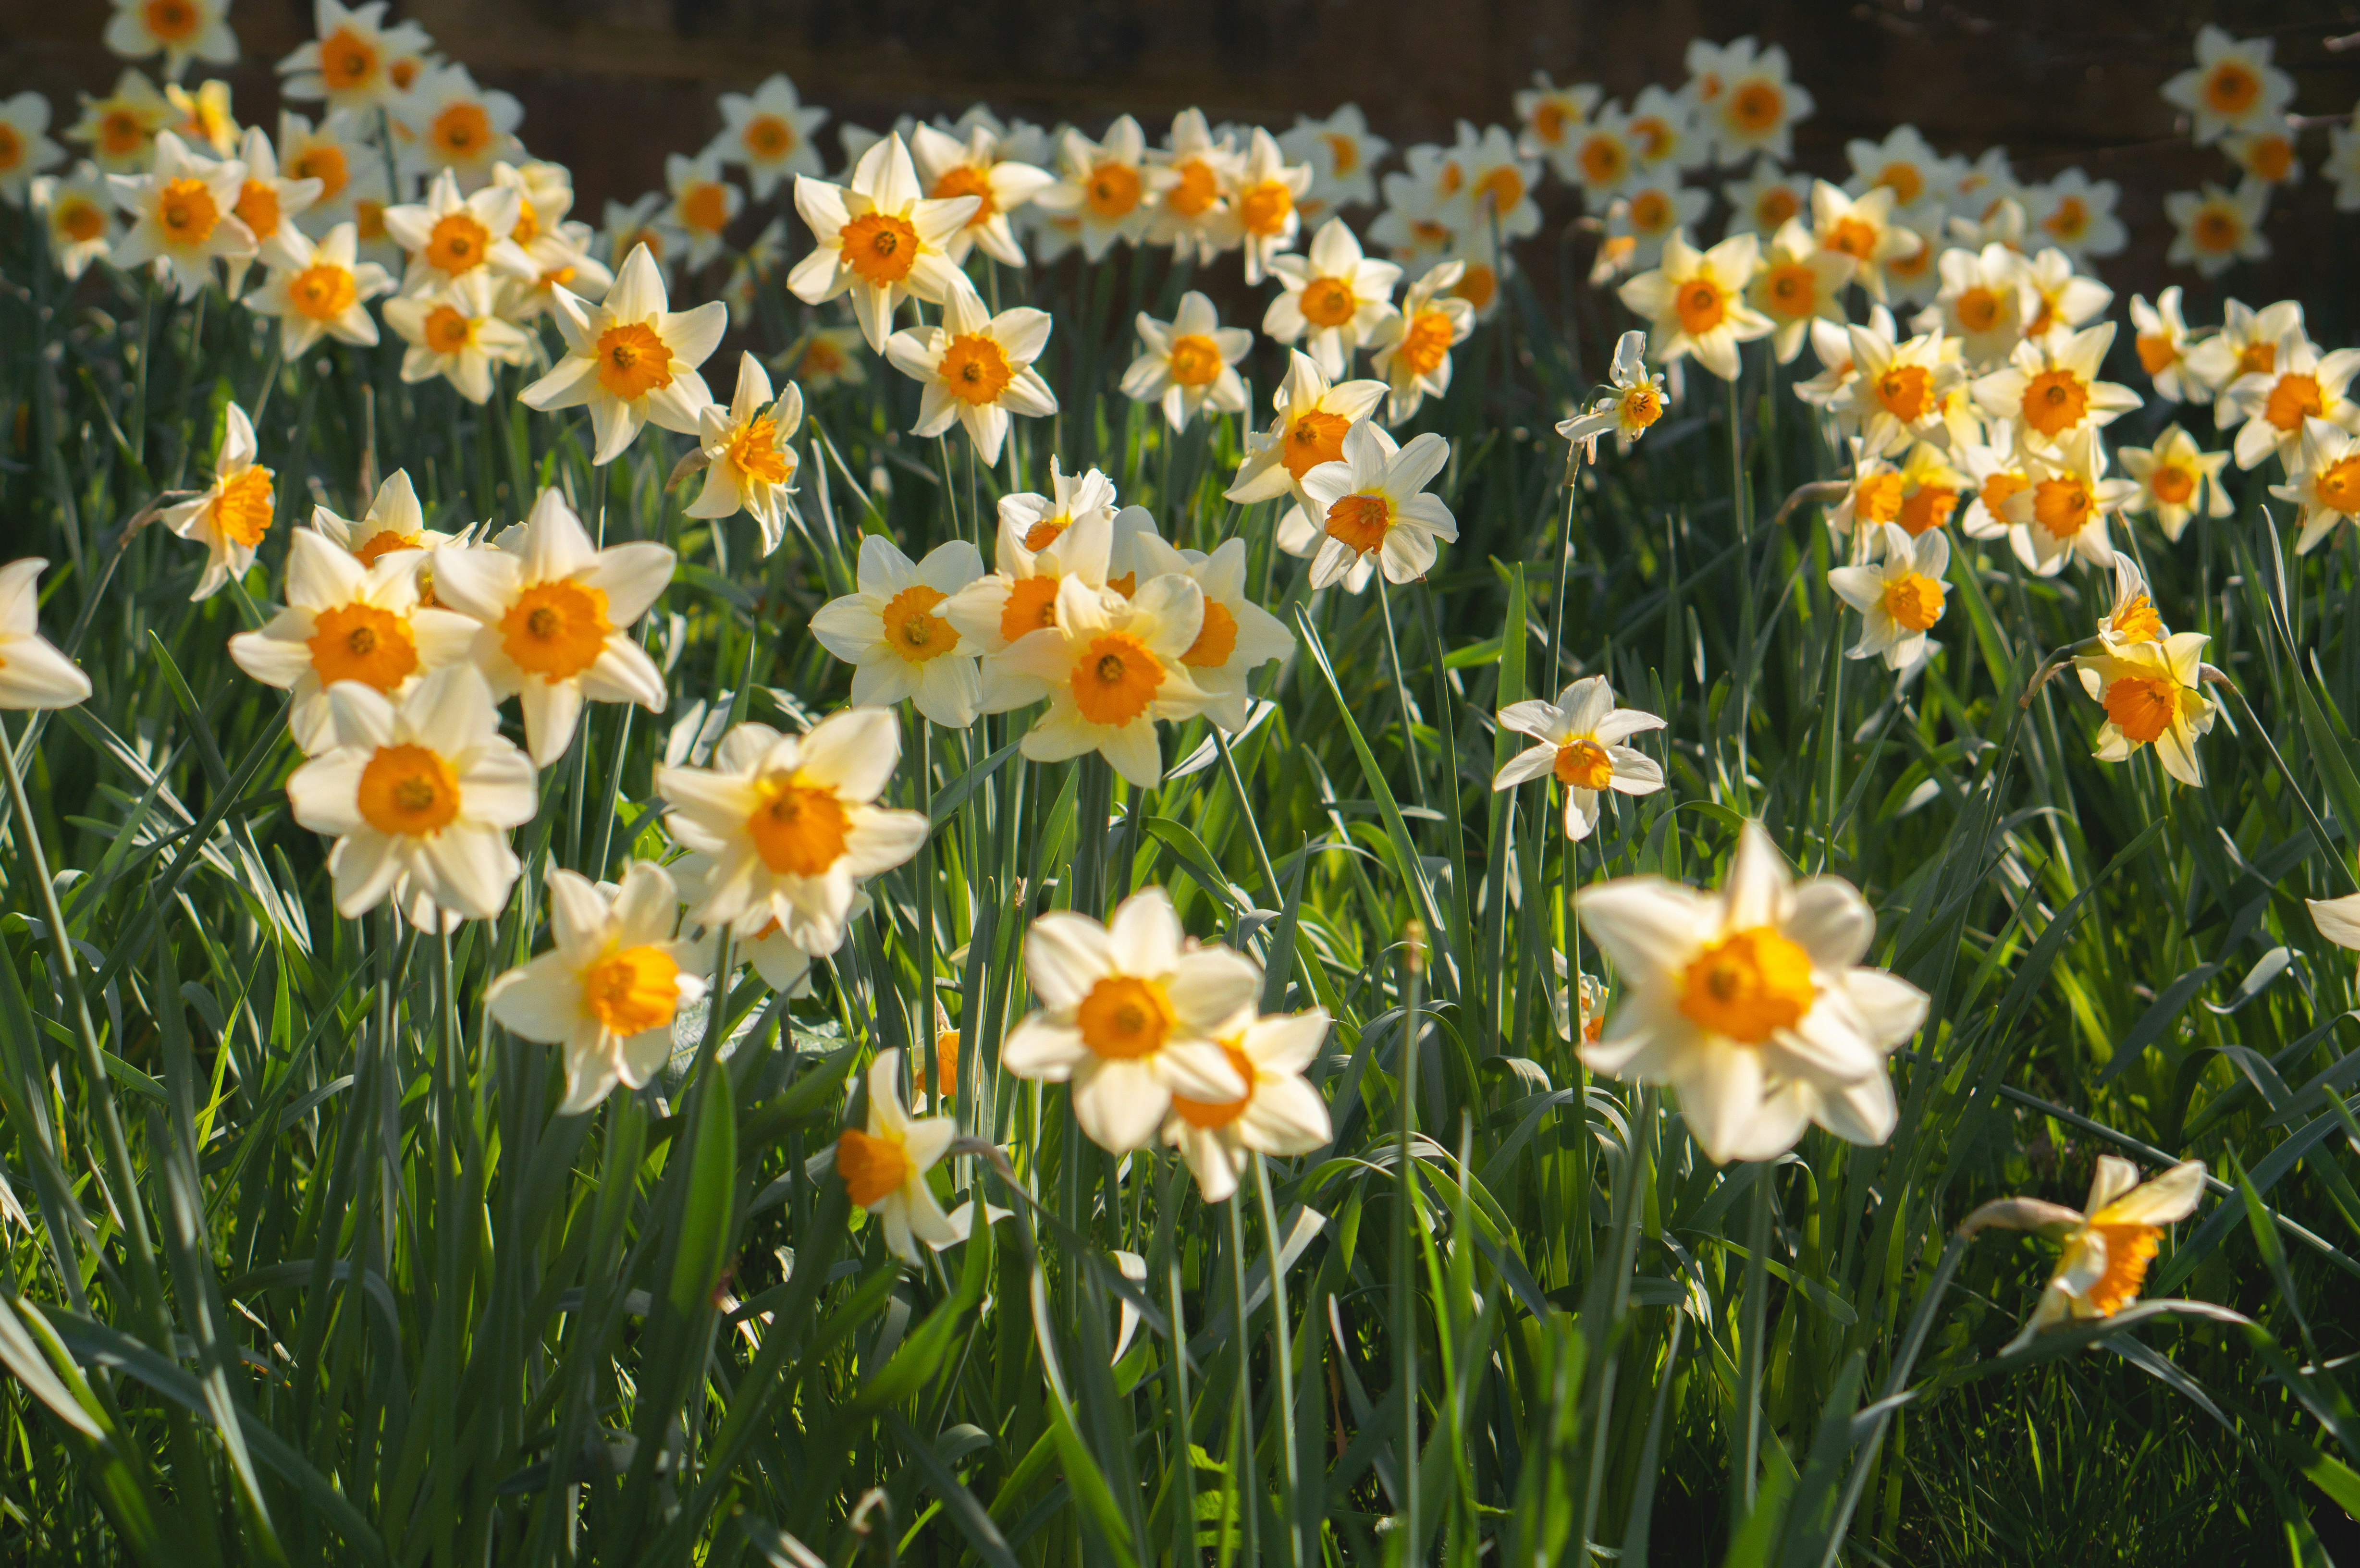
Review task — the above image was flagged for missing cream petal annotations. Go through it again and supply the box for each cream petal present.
[486,950,587,1044]
[1024,912,1117,1008]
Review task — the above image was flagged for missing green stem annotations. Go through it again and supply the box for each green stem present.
[1396,923,1425,1559]
[1734,1161,1774,1526]
[1377,585,1428,809]
[1252,1153,1303,1568]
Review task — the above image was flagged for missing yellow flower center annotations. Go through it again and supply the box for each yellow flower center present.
[1677,927,1815,1043]
[743,114,795,159]
[1955,286,2003,333]
[1323,493,1392,555]
[157,177,220,245]
[499,579,612,681]
[2032,476,2094,536]
[1474,165,1524,214]
[1531,102,1570,144]
[1325,132,1360,172]
[1823,216,1878,261]
[1299,275,1359,329]
[144,0,199,40]
[2041,195,2089,241]
[2192,206,2241,254]
[2204,61,2260,115]
[1874,365,1932,422]
[2237,341,2276,378]
[999,576,1062,644]
[881,584,958,662]
[59,197,106,242]
[355,198,387,241]
[1881,571,1945,631]
[2264,372,2323,432]
[2103,673,2178,745]
[840,210,920,284]
[2150,464,2195,506]
[1674,277,1725,336]
[1180,599,1237,668]
[939,332,1014,404]
[213,466,275,546]
[1577,134,1626,185]
[1553,738,1614,790]
[1238,180,1293,236]
[423,305,473,353]
[318,26,377,90]
[1070,631,1163,725]
[1854,472,1904,525]
[1877,161,1923,205]
[595,321,674,401]
[1899,484,1956,536]
[680,181,730,235]
[1075,975,1175,1060]
[1398,310,1456,378]
[836,1127,910,1206]
[727,414,790,486]
[1729,81,1785,133]
[582,944,681,1036]
[288,262,357,321]
[307,602,418,690]
[2111,595,2164,643]
[1170,1039,1256,1128]
[1622,384,1663,431]
[2083,1223,2163,1316]
[1282,408,1352,479]
[234,180,281,241]
[2135,332,2177,374]
[431,102,492,161]
[1085,160,1143,219]
[2318,455,2360,513]
[1165,159,1219,219]
[425,210,490,275]
[356,743,461,836]
[1621,188,1669,233]
[931,162,995,220]
[2019,369,2089,439]
[1167,332,1224,387]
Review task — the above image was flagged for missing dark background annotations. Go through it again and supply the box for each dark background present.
[6,1,2360,315]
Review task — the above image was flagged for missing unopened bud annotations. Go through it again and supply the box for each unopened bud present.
[1403,919,1426,976]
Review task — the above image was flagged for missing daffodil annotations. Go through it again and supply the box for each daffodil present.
[1954,422,2031,545]
[1605,179,1710,271]
[161,402,273,600]
[1829,523,1949,671]
[1623,85,1711,175]
[1844,124,1955,214]
[1837,322,1963,458]
[1120,534,1293,732]
[1226,350,1387,518]
[105,0,235,81]
[1142,109,1241,264]
[1807,179,1917,304]
[2088,551,2168,661]
[69,69,172,174]
[1227,127,1312,284]
[1004,888,1255,1153]
[666,851,835,996]
[684,354,803,554]
[1971,323,2140,456]
[789,132,980,352]
[1927,243,2031,369]
[2024,168,2125,262]
[2183,296,2301,421]
[1442,122,1542,242]
[1121,290,1253,432]
[664,149,740,271]
[1963,1157,2208,1353]
[393,62,524,190]
[106,129,253,300]
[311,469,451,570]
[996,576,1209,786]
[2126,287,2199,403]
[599,193,683,286]
[1887,441,1970,537]
[381,167,533,298]
[2164,182,2269,279]
[1746,215,1853,363]
[279,0,434,113]
[655,707,928,951]
[2013,245,2111,347]
[1493,676,1667,840]
[0,560,93,710]
[811,534,987,728]
[1999,429,2137,574]
[908,118,1053,267]
[884,288,1056,464]
[228,528,478,753]
[1262,217,1401,379]
[522,244,726,465]
[1299,424,1457,593]
[1723,156,1808,237]
[1576,821,1930,1164]
[711,74,827,198]
[216,124,323,295]
[2273,417,2360,555]
[284,664,537,930]
[2118,425,2231,543]
[1618,229,1772,381]
[383,271,532,404]
[0,93,64,206]
[833,1049,959,1263]
[783,323,867,393]
[1162,1006,1334,1202]
[1513,73,1598,182]
[1363,260,1476,423]
[1558,330,1667,462]
[1702,37,1814,164]
[1032,114,1159,261]
[32,163,117,279]
[2220,331,2360,471]
[942,482,1117,710]
[1278,103,1389,217]
[2074,632,2217,786]
[1558,102,1641,209]
[2161,25,2291,145]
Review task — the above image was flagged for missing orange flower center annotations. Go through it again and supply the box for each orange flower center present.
[1531,102,1569,144]
[1398,310,1456,378]
[355,198,387,241]
[1180,599,1237,667]
[2111,595,2164,643]
[1085,160,1143,219]
[840,210,920,284]
[356,743,461,836]
[1553,738,1614,790]
[1881,571,1945,631]
[2041,196,2089,240]
[881,584,958,662]
[2318,456,2360,513]
[836,1127,910,1206]
[2204,61,2259,115]
[389,58,419,89]
[1730,81,1784,133]
[144,0,199,40]
[744,114,796,159]
[307,602,418,690]
[500,578,612,681]
[423,305,473,353]
[1755,186,1800,229]
[1577,135,1627,185]
[286,262,356,321]
[425,210,490,275]
[1299,275,1359,328]
[2019,369,2089,439]
[1955,287,2003,334]
[1238,180,1293,236]
[2192,207,2241,254]
[747,775,849,876]
[1875,365,1932,422]
[213,466,275,546]
[2083,1223,2163,1317]
[2032,476,2094,536]
[931,162,996,220]
[1170,1039,1256,1128]
[157,177,220,245]
[680,181,730,235]
[939,332,1014,404]
[2150,465,2195,506]
[1324,493,1392,554]
[1075,975,1175,1059]
[1877,161,1924,205]
[59,198,106,242]
[1899,484,1956,536]
[1854,472,1904,525]
[1283,408,1352,479]
[2264,372,2323,432]
[1674,278,1725,335]
[582,944,681,1036]
[1677,927,1814,1044]
[595,322,673,400]
[353,529,423,567]
[234,180,281,240]
[1070,631,1163,725]
[1165,159,1219,218]
[2103,673,2178,745]
[1167,333,1224,387]
[1621,384,1663,431]
[2237,341,2276,378]
[1979,471,2028,523]
[2245,134,2294,183]
[1324,132,1360,172]
[2135,332,2177,374]
[801,338,845,377]
[1761,262,1816,315]
[1824,216,1878,261]
[1621,188,1668,233]
[431,103,492,161]
[319,26,377,90]
[999,576,1062,643]
[1475,165,1524,214]
[726,414,790,486]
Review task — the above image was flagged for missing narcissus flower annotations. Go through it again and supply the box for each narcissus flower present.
[2074,632,2218,786]
[1723,155,1809,237]
[106,129,252,300]
[1971,323,2141,454]
[790,132,980,352]
[2024,168,2125,262]
[0,560,94,710]
[1962,1157,2207,1353]
[998,576,1209,786]
[943,486,1117,710]
[598,193,682,286]
[1829,523,1949,671]
[834,1050,958,1264]
[32,164,116,278]
[2220,331,2360,472]
[382,168,533,298]
[783,324,867,393]
[2183,296,2302,422]
[1300,423,1457,594]
[1004,888,1255,1152]
[1227,127,1312,284]
[393,62,524,189]
[1263,217,1401,379]
[1703,37,1815,164]
[1746,216,1853,363]
[885,288,1056,464]
[1367,260,1476,422]
[909,118,1053,267]
[2120,424,2232,542]
[2273,417,2360,555]
[1121,289,1253,432]
[284,664,537,930]
[162,403,274,600]
[2127,287,2199,402]
[311,469,453,572]
[1559,330,1667,461]
[279,0,434,113]
[1227,349,1387,517]
[1032,115,1157,261]
[2003,429,2138,574]
[1929,243,2032,370]
[105,0,236,81]
[1143,108,1241,264]
[246,220,390,355]
[486,862,710,1115]
[686,354,804,555]
[523,244,726,465]
[1121,534,1293,731]
[430,487,673,766]
[655,707,928,950]
[1278,103,1389,216]
[1603,178,1709,272]
[1492,676,1667,840]
[1807,179,1917,304]
[0,93,65,206]
[664,149,741,271]
[1577,821,1929,1164]
[1844,124,1955,214]
[2161,25,2291,146]
[811,534,987,728]
[1619,229,1772,381]
[70,69,173,174]
[1163,1005,1334,1202]
[1513,73,1598,181]
[1838,323,1964,459]
[384,271,533,404]
[711,74,827,198]
[228,528,478,752]
[2164,182,2269,279]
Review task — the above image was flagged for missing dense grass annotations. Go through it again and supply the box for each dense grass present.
[4,171,2360,1568]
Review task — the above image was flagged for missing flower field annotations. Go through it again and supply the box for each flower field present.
[3,3,2360,1563]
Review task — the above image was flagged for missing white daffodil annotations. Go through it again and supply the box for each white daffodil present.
[245,220,390,356]
[1619,229,1772,381]
[2000,429,2138,574]
[285,665,536,931]
[2127,288,2199,404]
[160,403,273,600]
[33,163,115,278]
[2222,331,2360,472]
[1121,289,1253,432]
[1121,534,1293,731]
[1964,1157,2208,1354]
[2024,168,2125,262]
[1603,180,1709,272]
[686,353,804,555]
[711,74,827,199]
[1263,217,1401,379]
[789,132,980,353]
[1838,323,1965,460]
[393,62,524,190]
[1278,103,1389,216]
[106,129,251,299]
[105,0,235,80]
[655,708,928,951]
[1576,821,1929,1164]
[383,271,533,404]
[909,119,1054,267]
[784,325,868,393]
[1746,215,1853,363]
[1559,330,1668,462]
[1806,179,1917,303]
[996,576,1208,786]
[522,244,725,466]
[228,528,477,753]
[2164,182,2269,280]
[811,534,987,729]
[381,168,532,298]
[310,469,457,574]
[68,69,172,175]
[2074,632,2218,786]
[493,158,610,312]
[486,862,709,1115]
[943,488,1117,711]
[1229,127,1313,284]
[885,288,1056,464]
[1828,523,1949,671]
[0,92,65,206]
[666,851,837,996]
[664,149,741,271]
[1144,108,1242,264]
[2184,297,2302,421]
[1704,38,1815,164]
[834,1049,958,1264]
[1722,155,1808,237]
[1032,114,1158,261]
[1226,350,1387,520]
[2161,25,2291,146]
[1492,675,1667,840]
[217,124,323,295]
[2119,424,2232,543]
[1926,243,2031,370]
[1844,124,1955,214]
[2274,418,2360,555]
[1513,74,1598,182]
[1971,323,2141,456]
[1299,423,1457,594]
[2090,551,2168,658]
[1004,888,1255,1152]
[2011,245,2111,348]
[278,0,433,114]
[598,193,683,286]
[0,560,93,710]
[1367,260,1476,422]
[1162,1006,1333,1203]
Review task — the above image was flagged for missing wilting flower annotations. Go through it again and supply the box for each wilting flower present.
[383,271,533,404]
[656,708,927,951]
[279,0,434,114]
[393,62,524,189]
[105,0,236,81]
[1300,423,1457,594]
[1263,217,1401,379]
[2119,424,2232,543]
[1162,1005,1333,1202]
[1829,522,1949,671]
[2074,631,2217,786]
[0,560,94,710]
[2161,25,2291,145]
[834,1049,958,1264]
[161,402,273,600]
[1492,675,1667,840]
[106,129,252,299]
[1576,820,1930,1164]
[430,487,673,766]
[790,132,981,352]
[245,220,391,355]
[686,353,804,556]
[1227,350,1387,520]
[33,164,116,277]
[1121,290,1253,432]
[1367,259,1476,423]
[1120,534,1293,731]
[2164,182,2269,279]
[1004,888,1254,1152]
[1558,330,1667,461]
[2275,418,2360,554]
[997,576,1209,786]
[487,862,709,1115]
[885,288,1056,464]
[711,74,827,198]
[811,534,987,728]
[1619,229,1772,381]
[1961,1156,2207,1353]
[522,244,726,465]
[284,665,537,931]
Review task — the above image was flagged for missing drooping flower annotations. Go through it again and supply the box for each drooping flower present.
[790,132,980,352]
[833,1049,959,1264]
[1558,330,1667,461]
[2273,417,2360,555]
[161,402,274,600]
[0,559,94,710]
[393,62,524,190]
[104,0,236,81]
[2073,631,2217,786]
[1299,423,1457,594]
[2119,424,2232,543]
[1120,289,1253,432]
[654,707,928,951]
[1492,676,1667,840]
[2160,25,2292,146]
[1367,259,1476,422]
[1828,523,1949,671]
[1263,217,1401,379]
[284,664,537,931]
[2086,552,2168,665]
[996,576,1210,787]
[909,117,1054,267]
[383,271,533,404]
[884,287,1056,464]
[1163,1006,1334,1202]
[811,534,987,729]
[1004,888,1255,1152]
[685,353,804,555]
[106,129,253,300]
[1576,821,1930,1164]
[279,0,434,114]
[521,244,726,465]
[711,74,827,199]
[1618,229,1772,381]
[429,487,673,766]
[1962,1157,2208,1353]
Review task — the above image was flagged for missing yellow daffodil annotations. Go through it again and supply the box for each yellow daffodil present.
[1962,1157,2208,1353]
[161,402,273,600]
[1829,522,1949,672]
